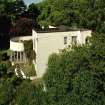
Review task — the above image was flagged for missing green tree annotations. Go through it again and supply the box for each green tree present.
[28,3,40,20]
[0,78,15,105]
[10,18,35,36]
[43,32,105,105]
[0,0,27,49]
[15,80,45,105]
[0,15,12,49]
[0,62,7,77]
[38,0,105,33]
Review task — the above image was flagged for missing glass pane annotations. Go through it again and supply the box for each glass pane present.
[64,37,67,44]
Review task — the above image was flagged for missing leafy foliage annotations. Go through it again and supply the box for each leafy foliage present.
[0,60,44,105]
[15,81,44,105]
[0,15,12,49]
[38,0,105,32]
[24,40,36,64]
[28,3,40,20]
[10,18,35,36]
[1,0,105,105]
[43,32,105,105]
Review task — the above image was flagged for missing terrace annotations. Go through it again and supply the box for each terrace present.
[10,36,32,63]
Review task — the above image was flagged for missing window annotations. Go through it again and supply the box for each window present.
[71,36,77,44]
[64,37,67,44]
[85,37,89,44]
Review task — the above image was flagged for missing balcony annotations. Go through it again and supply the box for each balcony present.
[10,36,32,63]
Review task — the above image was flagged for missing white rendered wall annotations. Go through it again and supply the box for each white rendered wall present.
[10,36,32,52]
[10,40,24,52]
[33,30,91,78]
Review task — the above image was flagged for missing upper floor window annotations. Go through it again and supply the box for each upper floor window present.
[71,36,77,44]
[64,37,67,44]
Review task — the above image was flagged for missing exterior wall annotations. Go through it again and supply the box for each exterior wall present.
[32,30,38,53]
[10,36,32,52]
[10,40,24,52]
[32,30,38,74]
[33,30,91,78]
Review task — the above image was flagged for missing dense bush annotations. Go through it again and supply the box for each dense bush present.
[0,60,44,105]
[43,32,105,105]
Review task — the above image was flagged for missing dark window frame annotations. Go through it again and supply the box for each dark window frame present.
[64,36,67,44]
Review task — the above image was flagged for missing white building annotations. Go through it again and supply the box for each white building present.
[32,28,91,78]
[10,27,91,78]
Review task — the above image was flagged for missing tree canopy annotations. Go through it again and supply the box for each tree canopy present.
[43,32,105,105]
[38,0,105,33]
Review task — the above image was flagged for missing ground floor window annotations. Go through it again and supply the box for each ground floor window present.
[71,36,77,44]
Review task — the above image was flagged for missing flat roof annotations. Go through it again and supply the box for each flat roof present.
[34,26,90,33]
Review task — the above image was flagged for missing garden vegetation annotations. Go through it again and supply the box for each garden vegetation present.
[0,0,105,105]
